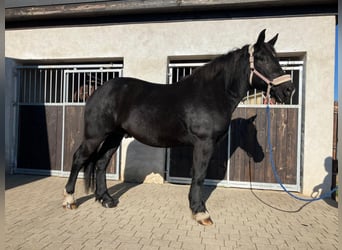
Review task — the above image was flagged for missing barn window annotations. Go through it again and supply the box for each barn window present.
[15,62,123,177]
[168,58,303,105]
[17,63,123,105]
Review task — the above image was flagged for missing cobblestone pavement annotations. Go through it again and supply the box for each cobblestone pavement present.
[5,174,338,250]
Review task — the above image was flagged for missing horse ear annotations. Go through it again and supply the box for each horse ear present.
[256,29,266,45]
[267,34,278,47]
[248,115,257,123]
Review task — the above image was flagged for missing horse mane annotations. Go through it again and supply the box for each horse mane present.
[177,45,250,88]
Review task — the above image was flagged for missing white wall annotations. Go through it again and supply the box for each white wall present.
[5,16,336,195]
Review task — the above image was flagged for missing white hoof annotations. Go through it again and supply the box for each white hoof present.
[63,189,77,209]
[193,211,213,226]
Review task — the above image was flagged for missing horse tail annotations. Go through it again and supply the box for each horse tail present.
[84,157,96,193]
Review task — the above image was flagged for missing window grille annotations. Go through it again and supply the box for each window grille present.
[168,59,303,106]
[65,69,122,104]
[17,64,123,105]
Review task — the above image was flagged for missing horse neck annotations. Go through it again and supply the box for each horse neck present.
[223,46,251,111]
[177,46,251,108]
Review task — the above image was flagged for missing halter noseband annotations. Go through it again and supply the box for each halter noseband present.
[248,45,291,101]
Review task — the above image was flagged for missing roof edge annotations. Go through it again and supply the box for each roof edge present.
[5,0,338,22]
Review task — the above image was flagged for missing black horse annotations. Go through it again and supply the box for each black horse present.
[63,30,295,225]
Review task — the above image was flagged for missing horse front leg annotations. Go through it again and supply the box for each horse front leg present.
[189,140,214,226]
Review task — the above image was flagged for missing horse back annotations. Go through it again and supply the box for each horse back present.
[85,77,229,147]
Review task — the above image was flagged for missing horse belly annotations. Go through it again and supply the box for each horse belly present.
[122,109,189,147]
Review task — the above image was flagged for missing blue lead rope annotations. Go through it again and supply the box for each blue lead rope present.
[266,104,338,202]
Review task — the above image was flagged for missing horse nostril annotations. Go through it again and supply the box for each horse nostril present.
[286,87,294,95]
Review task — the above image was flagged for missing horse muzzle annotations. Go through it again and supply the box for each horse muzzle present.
[270,81,295,104]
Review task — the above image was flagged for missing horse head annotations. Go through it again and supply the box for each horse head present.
[249,29,295,104]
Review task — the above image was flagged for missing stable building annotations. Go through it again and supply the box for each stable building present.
[5,0,337,197]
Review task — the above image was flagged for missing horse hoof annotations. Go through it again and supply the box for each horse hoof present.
[193,212,213,226]
[63,202,78,209]
[197,217,213,226]
[63,189,77,209]
[101,200,116,208]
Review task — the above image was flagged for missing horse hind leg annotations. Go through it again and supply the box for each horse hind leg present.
[63,138,104,209]
[93,133,123,208]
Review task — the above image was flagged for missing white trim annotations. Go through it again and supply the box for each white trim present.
[13,168,119,180]
[63,68,123,73]
[60,71,67,173]
[237,104,300,108]
[279,61,304,66]
[169,62,206,68]
[165,177,299,192]
[17,64,123,69]
[224,181,299,192]
[296,65,303,192]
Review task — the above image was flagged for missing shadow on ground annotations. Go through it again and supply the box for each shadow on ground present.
[5,174,47,190]
[75,181,140,208]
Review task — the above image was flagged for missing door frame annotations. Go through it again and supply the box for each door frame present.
[13,64,123,180]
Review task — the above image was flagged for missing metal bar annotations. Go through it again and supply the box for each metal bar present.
[166,148,170,181]
[49,70,53,103]
[54,69,58,103]
[226,124,231,182]
[17,63,123,69]
[83,72,86,102]
[17,103,65,106]
[238,104,300,109]
[279,61,304,66]
[21,69,25,103]
[95,72,98,90]
[33,69,37,103]
[72,72,75,103]
[176,68,179,82]
[281,66,303,71]
[39,70,43,103]
[290,70,294,105]
[89,72,92,97]
[169,61,303,69]
[295,65,303,192]
[168,68,172,84]
[44,69,47,103]
[61,71,67,172]
[13,70,21,173]
[169,63,205,68]
[28,69,32,103]
[60,69,63,103]
[18,62,297,71]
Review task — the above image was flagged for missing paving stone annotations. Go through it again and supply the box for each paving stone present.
[5,175,338,250]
